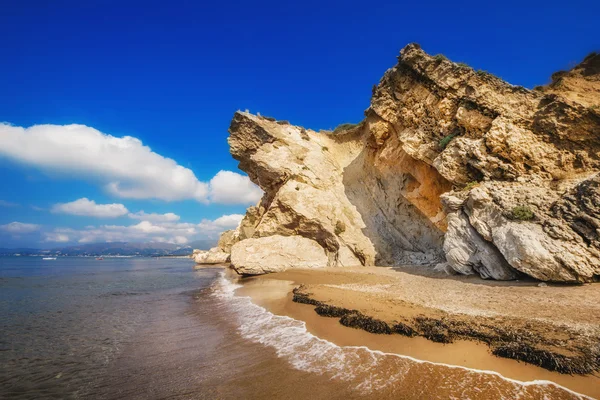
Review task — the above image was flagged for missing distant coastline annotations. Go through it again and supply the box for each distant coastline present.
[0,240,215,258]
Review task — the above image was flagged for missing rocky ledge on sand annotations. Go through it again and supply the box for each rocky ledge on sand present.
[200,44,600,282]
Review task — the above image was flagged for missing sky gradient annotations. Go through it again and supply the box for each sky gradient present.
[1,0,598,247]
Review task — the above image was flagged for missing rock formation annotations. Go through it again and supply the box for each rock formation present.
[231,235,329,275]
[192,228,239,265]
[221,44,600,282]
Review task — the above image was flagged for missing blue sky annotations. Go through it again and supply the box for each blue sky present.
[0,0,598,248]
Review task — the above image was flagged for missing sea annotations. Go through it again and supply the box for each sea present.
[0,256,591,400]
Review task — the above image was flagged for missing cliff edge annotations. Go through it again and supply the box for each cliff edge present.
[221,44,600,282]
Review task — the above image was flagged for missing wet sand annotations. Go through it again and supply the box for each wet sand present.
[234,266,600,399]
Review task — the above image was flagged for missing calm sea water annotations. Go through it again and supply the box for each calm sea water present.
[0,257,590,400]
[0,257,217,399]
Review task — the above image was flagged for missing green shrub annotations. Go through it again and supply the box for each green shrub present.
[434,54,447,62]
[299,127,310,141]
[511,206,534,221]
[463,181,479,191]
[456,62,470,68]
[476,70,489,77]
[439,133,456,150]
[332,123,359,134]
[334,221,346,235]
[321,146,329,152]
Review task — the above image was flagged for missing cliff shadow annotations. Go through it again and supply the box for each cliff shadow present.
[341,137,451,266]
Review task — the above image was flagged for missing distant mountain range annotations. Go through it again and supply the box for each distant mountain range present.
[0,239,216,257]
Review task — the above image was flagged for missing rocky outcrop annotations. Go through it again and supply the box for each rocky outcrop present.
[192,247,230,265]
[192,228,240,265]
[226,44,600,281]
[231,235,329,275]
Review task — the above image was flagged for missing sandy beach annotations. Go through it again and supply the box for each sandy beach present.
[233,266,600,399]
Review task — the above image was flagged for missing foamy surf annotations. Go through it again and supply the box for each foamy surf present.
[211,273,593,400]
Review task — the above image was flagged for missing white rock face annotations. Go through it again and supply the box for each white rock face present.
[459,182,600,282]
[442,196,517,280]
[230,235,329,275]
[217,229,239,253]
[192,247,230,265]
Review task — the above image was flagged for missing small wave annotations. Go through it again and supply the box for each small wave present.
[212,273,592,399]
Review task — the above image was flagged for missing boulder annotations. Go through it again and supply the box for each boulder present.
[230,235,329,275]
[192,247,230,265]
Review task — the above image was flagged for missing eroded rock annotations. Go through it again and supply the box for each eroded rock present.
[225,44,600,281]
[230,235,329,275]
[192,228,240,266]
[192,247,230,265]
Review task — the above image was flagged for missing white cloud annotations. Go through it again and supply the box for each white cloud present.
[0,200,19,207]
[42,213,242,244]
[50,222,189,244]
[52,198,129,218]
[172,236,189,245]
[43,232,70,243]
[212,214,245,228]
[198,213,243,233]
[128,211,180,222]
[208,170,263,204]
[0,221,41,234]
[0,123,261,204]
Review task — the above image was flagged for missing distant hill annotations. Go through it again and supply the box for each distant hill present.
[0,239,217,257]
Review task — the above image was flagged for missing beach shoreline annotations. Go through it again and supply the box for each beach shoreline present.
[230,266,600,399]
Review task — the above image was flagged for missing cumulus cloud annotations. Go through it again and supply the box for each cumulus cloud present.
[198,213,243,233]
[128,211,180,222]
[208,170,263,204]
[172,236,189,245]
[42,214,243,244]
[212,214,245,228]
[42,221,195,244]
[43,232,70,243]
[52,198,129,218]
[0,221,41,234]
[0,123,261,204]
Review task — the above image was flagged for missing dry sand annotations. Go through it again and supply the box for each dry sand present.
[233,266,600,399]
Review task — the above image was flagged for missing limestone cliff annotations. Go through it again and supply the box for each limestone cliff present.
[223,44,600,282]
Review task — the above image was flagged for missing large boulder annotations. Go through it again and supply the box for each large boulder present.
[230,235,329,275]
[192,247,230,265]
